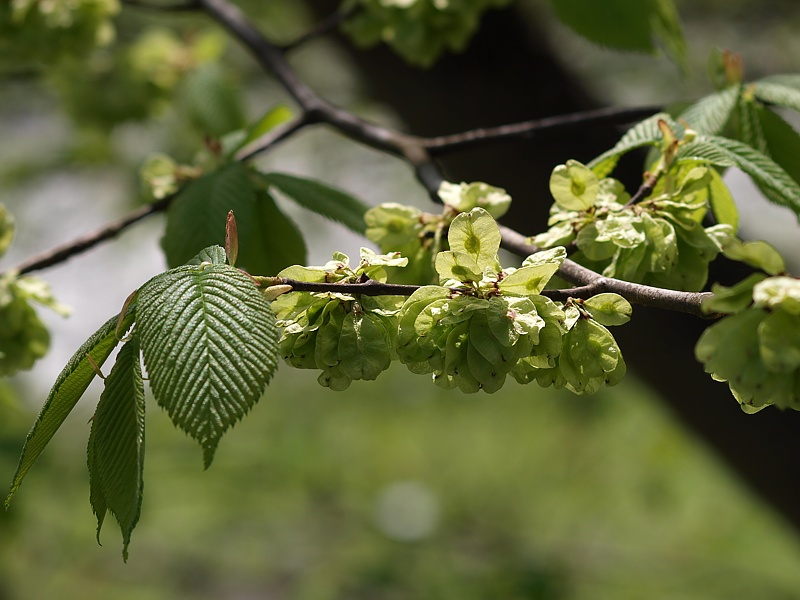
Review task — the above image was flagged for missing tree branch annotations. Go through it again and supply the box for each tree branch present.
[8,0,715,323]
[13,197,173,276]
[422,106,661,154]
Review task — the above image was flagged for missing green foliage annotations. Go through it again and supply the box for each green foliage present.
[342,0,513,67]
[272,249,407,390]
[6,307,136,508]
[162,162,307,276]
[364,180,510,285]
[51,27,227,131]
[7,245,280,555]
[137,250,280,467]
[264,172,371,235]
[88,334,145,562]
[0,0,119,66]
[696,276,800,413]
[0,206,68,377]
[547,0,686,68]
[534,162,733,291]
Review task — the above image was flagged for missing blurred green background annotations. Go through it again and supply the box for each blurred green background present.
[4,0,800,598]
[4,366,800,600]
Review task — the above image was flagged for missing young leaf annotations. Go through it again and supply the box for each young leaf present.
[6,307,136,507]
[265,172,370,234]
[447,208,501,271]
[136,254,279,467]
[88,335,145,561]
[582,293,633,326]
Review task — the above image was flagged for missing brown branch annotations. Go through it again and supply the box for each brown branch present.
[13,197,173,276]
[498,225,713,318]
[422,105,661,154]
[8,0,713,323]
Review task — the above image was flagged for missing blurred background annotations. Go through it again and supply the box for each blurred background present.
[2,0,800,598]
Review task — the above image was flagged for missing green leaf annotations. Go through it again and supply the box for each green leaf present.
[741,96,768,153]
[337,312,391,381]
[88,335,145,561]
[758,105,800,188]
[589,113,672,177]
[248,190,307,276]
[237,105,293,152]
[446,208,501,271]
[583,293,632,326]
[162,162,254,268]
[181,64,245,137]
[137,260,280,467]
[265,172,370,234]
[548,0,681,55]
[721,238,786,276]
[678,134,800,217]
[549,160,599,211]
[706,167,739,231]
[649,0,687,70]
[678,85,739,135]
[754,75,800,113]
[758,309,800,373]
[703,273,767,315]
[6,307,136,507]
[164,165,306,276]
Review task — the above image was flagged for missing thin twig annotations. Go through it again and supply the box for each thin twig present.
[422,106,661,154]
[281,5,361,52]
[14,197,173,276]
[7,0,715,321]
[234,114,311,162]
[498,224,713,317]
[625,170,661,207]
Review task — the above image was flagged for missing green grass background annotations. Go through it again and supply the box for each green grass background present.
[2,365,800,599]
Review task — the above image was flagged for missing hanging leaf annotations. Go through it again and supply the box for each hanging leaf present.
[136,249,279,467]
[678,134,800,217]
[6,307,136,506]
[244,190,307,276]
[264,172,370,234]
[88,335,145,562]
